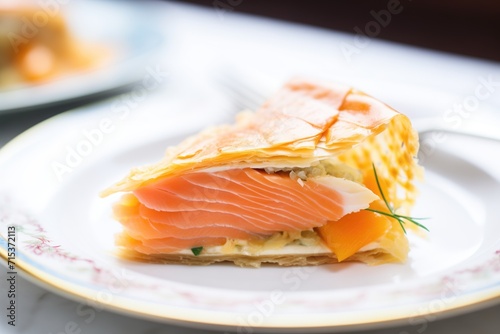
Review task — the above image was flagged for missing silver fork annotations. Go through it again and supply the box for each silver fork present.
[217,74,500,142]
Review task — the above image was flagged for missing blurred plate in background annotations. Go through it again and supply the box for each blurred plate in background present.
[0,0,164,115]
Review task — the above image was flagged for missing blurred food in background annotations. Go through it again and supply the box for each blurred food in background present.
[0,1,111,90]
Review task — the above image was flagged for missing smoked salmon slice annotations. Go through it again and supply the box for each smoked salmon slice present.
[114,168,377,253]
[103,78,422,267]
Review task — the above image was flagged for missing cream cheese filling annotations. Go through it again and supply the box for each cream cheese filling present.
[173,230,380,257]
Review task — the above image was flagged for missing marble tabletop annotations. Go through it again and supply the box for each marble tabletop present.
[1,1,499,333]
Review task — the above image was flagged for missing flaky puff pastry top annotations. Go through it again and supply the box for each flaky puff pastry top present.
[102,78,422,213]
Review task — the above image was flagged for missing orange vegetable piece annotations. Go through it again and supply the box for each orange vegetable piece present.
[317,207,391,262]
[318,166,400,262]
[363,167,389,200]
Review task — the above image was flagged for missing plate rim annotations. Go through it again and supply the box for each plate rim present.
[0,247,499,332]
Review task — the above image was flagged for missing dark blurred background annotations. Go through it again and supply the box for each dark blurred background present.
[175,0,500,62]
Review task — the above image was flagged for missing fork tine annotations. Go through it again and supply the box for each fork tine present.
[216,73,266,111]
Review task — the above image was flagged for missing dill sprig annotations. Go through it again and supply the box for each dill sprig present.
[365,164,429,234]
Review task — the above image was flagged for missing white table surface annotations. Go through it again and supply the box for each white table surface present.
[1,1,499,333]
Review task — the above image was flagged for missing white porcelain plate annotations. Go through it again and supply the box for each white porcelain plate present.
[0,88,499,332]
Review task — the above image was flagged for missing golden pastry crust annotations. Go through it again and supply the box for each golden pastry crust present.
[101,79,420,205]
[117,247,403,268]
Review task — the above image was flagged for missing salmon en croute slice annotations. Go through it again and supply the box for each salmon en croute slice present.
[102,78,423,267]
